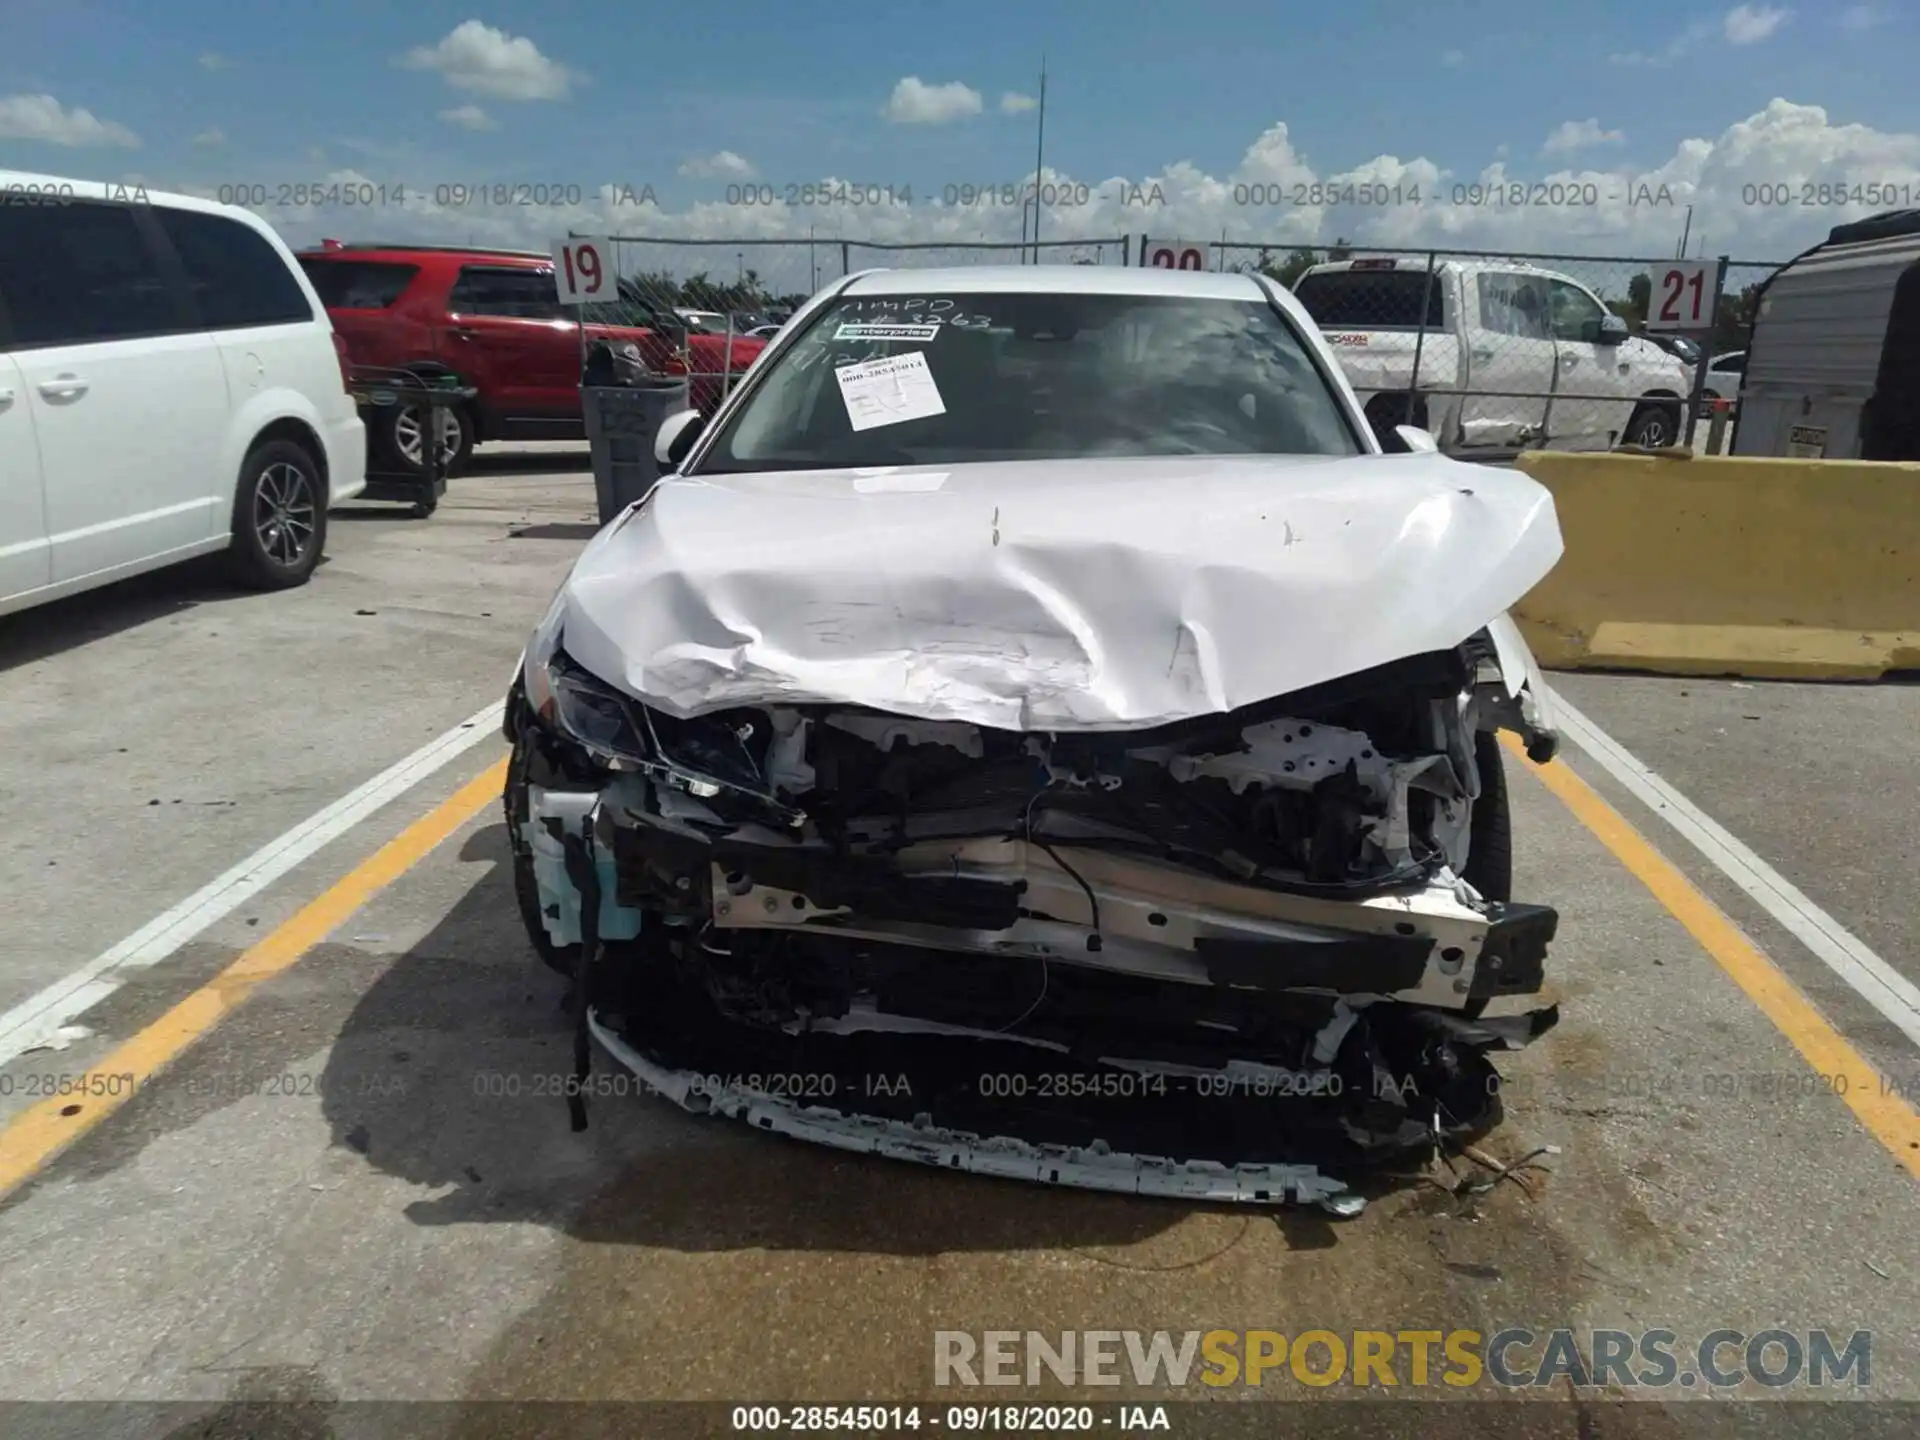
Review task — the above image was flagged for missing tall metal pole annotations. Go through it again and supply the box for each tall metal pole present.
[1677,205,1693,259]
[1030,56,1047,264]
[1682,256,1730,451]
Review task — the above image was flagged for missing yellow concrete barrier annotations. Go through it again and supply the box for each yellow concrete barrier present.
[1512,450,1920,680]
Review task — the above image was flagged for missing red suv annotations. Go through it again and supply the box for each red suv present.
[294,242,768,476]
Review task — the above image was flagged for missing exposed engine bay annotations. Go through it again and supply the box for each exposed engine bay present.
[505,631,1561,1215]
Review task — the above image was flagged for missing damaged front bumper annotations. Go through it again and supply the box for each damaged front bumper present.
[505,637,1561,1213]
[586,1012,1365,1211]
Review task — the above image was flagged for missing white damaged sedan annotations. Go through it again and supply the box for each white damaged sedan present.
[503,265,1566,1215]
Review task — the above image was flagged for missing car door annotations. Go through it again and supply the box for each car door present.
[1708,352,1746,397]
[0,350,51,605]
[1457,271,1551,446]
[151,201,325,433]
[442,266,578,420]
[1544,277,1628,449]
[0,198,231,582]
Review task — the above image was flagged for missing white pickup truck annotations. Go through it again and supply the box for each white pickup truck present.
[1292,256,1692,452]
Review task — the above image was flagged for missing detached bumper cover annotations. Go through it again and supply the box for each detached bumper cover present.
[588,1012,1366,1213]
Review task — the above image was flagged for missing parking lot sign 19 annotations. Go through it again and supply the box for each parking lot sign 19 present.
[1644,260,1717,332]
[553,238,612,303]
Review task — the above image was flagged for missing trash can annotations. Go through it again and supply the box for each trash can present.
[581,378,690,526]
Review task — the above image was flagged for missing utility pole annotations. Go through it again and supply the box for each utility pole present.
[1677,204,1693,259]
[1030,55,1047,264]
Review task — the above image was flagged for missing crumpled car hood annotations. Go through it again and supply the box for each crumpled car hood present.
[556,453,1563,731]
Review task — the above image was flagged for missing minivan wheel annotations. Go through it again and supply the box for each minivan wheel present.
[381,402,473,478]
[227,439,327,590]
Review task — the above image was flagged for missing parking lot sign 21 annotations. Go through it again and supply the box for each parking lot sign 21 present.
[1644,260,1717,332]
[553,238,613,303]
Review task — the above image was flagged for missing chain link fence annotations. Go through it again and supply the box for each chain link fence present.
[563,229,1783,450]
[1197,240,1782,454]
[568,234,1130,412]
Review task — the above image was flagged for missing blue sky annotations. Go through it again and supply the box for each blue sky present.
[3,1,1916,266]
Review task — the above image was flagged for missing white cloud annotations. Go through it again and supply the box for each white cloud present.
[1000,91,1037,114]
[191,127,226,148]
[438,104,498,131]
[1441,49,1465,67]
[398,20,580,101]
[198,52,230,71]
[0,93,140,147]
[1724,4,1791,42]
[1543,118,1625,155]
[883,77,983,124]
[204,98,1920,300]
[679,150,756,179]
[1611,18,1714,65]
[1841,3,1889,26]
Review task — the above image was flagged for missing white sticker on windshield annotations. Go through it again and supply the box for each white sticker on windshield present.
[834,350,946,432]
[835,322,942,342]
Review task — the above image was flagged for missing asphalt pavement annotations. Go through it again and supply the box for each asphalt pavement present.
[0,445,1915,1436]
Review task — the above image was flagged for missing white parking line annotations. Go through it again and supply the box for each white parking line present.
[1548,688,1920,1050]
[0,701,505,1066]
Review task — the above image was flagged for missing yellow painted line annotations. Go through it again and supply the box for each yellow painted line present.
[0,756,508,1201]
[1502,733,1920,1180]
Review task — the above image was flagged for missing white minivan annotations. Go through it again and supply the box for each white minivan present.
[1,171,366,618]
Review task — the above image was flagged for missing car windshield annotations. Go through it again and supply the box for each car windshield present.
[697,290,1362,472]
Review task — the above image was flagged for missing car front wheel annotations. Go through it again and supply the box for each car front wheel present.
[1463,730,1512,904]
[504,713,581,979]
[226,438,327,590]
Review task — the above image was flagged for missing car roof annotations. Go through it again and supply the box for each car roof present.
[293,243,552,265]
[1300,256,1561,279]
[0,166,289,242]
[840,264,1270,301]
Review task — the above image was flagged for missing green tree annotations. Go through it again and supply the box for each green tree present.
[1325,236,1353,262]
[1712,281,1762,354]
[1262,246,1325,288]
[1606,273,1651,329]
[678,270,723,310]
[618,269,684,313]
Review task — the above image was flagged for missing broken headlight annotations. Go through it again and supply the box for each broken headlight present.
[546,656,651,769]
[538,651,790,819]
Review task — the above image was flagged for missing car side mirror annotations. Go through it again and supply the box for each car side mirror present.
[1590,314,1631,344]
[1393,425,1440,453]
[654,409,705,468]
